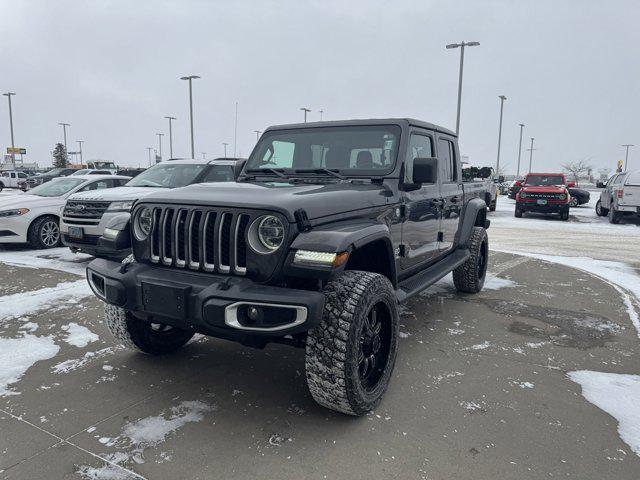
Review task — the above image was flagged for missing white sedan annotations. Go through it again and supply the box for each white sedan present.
[0,174,130,249]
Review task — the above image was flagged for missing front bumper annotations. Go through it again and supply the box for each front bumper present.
[86,258,325,339]
[517,201,568,213]
[0,215,29,243]
[61,211,128,258]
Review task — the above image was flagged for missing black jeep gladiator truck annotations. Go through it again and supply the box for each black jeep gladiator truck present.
[86,119,490,416]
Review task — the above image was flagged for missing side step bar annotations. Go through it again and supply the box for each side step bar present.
[396,249,470,302]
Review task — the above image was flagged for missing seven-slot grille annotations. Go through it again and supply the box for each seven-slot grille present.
[63,200,112,225]
[148,206,252,275]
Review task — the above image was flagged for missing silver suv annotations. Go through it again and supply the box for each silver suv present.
[596,170,640,223]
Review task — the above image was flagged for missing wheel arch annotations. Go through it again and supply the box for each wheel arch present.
[457,198,488,248]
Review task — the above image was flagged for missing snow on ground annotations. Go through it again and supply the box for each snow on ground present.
[0,279,92,320]
[569,370,640,457]
[77,400,215,479]
[0,334,59,396]
[0,247,92,276]
[61,322,99,348]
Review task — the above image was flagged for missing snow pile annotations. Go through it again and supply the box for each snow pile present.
[0,280,92,320]
[53,347,115,374]
[483,276,517,290]
[0,334,59,396]
[61,322,99,348]
[569,370,640,457]
[77,401,215,478]
[0,248,91,276]
[494,251,640,337]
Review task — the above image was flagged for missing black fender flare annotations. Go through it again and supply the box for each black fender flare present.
[288,222,398,285]
[457,197,488,248]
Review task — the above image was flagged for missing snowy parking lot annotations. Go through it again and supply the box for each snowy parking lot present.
[1,194,639,479]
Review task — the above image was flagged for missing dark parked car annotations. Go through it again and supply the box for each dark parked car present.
[26,167,76,188]
[86,118,491,416]
[568,187,590,207]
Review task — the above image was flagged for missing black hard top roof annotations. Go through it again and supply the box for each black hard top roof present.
[264,118,456,137]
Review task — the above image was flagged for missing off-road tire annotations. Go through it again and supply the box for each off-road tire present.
[104,304,195,355]
[453,226,488,294]
[560,208,570,221]
[609,206,621,224]
[305,271,399,416]
[489,200,497,212]
[0,182,4,192]
[514,207,523,218]
[28,215,62,249]
[595,199,608,216]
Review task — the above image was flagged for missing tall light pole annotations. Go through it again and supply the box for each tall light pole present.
[495,95,507,175]
[164,116,176,159]
[516,124,525,177]
[234,102,238,158]
[445,41,480,136]
[180,75,200,158]
[58,123,70,151]
[527,138,536,173]
[77,140,84,167]
[222,142,229,157]
[300,107,311,123]
[319,109,324,121]
[3,92,16,150]
[146,147,153,167]
[622,144,634,171]
[254,130,261,141]
[156,133,164,161]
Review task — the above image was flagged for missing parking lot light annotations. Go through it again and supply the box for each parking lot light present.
[445,41,480,136]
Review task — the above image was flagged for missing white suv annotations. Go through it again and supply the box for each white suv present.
[61,159,243,259]
[596,170,640,223]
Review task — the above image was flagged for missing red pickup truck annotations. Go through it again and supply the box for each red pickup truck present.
[515,173,572,221]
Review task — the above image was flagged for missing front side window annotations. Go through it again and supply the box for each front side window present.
[524,175,565,186]
[245,125,401,176]
[28,177,85,197]
[125,163,207,188]
[405,134,434,183]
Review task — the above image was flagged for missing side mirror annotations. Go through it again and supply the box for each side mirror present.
[596,181,605,188]
[412,157,438,184]
[567,181,575,188]
[515,181,522,187]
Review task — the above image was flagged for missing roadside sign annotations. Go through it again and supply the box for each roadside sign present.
[6,147,26,155]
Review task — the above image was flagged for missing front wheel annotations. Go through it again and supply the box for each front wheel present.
[515,207,523,218]
[560,208,570,221]
[28,216,62,249]
[104,304,195,355]
[305,271,399,416]
[595,200,608,216]
[453,226,488,293]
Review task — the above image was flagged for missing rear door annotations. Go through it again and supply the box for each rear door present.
[400,130,441,272]
[436,135,463,253]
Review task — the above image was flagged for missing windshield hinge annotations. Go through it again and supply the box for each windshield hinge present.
[294,209,312,232]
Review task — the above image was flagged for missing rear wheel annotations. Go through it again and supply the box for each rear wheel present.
[453,226,488,293]
[305,271,399,416]
[0,182,4,192]
[569,196,578,207]
[609,205,621,224]
[28,216,61,249]
[104,304,195,355]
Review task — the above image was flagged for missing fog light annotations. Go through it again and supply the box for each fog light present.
[247,306,262,323]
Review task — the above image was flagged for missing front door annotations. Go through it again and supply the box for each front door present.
[436,136,463,252]
[400,131,441,272]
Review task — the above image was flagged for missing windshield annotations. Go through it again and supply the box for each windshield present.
[525,175,565,186]
[44,168,65,176]
[244,125,401,177]
[71,170,90,176]
[28,177,85,197]
[125,163,206,188]
[90,162,116,169]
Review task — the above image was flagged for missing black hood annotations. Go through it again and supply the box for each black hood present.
[138,180,395,222]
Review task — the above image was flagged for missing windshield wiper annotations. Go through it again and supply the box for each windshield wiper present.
[293,168,345,180]
[244,168,289,179]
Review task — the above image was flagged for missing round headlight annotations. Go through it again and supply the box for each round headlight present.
[248,215,284,254]
[134,207,152,240]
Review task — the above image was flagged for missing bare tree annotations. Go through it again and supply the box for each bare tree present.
[561,158,592,183]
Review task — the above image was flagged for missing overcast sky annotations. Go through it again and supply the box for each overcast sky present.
[1,0,639,174]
